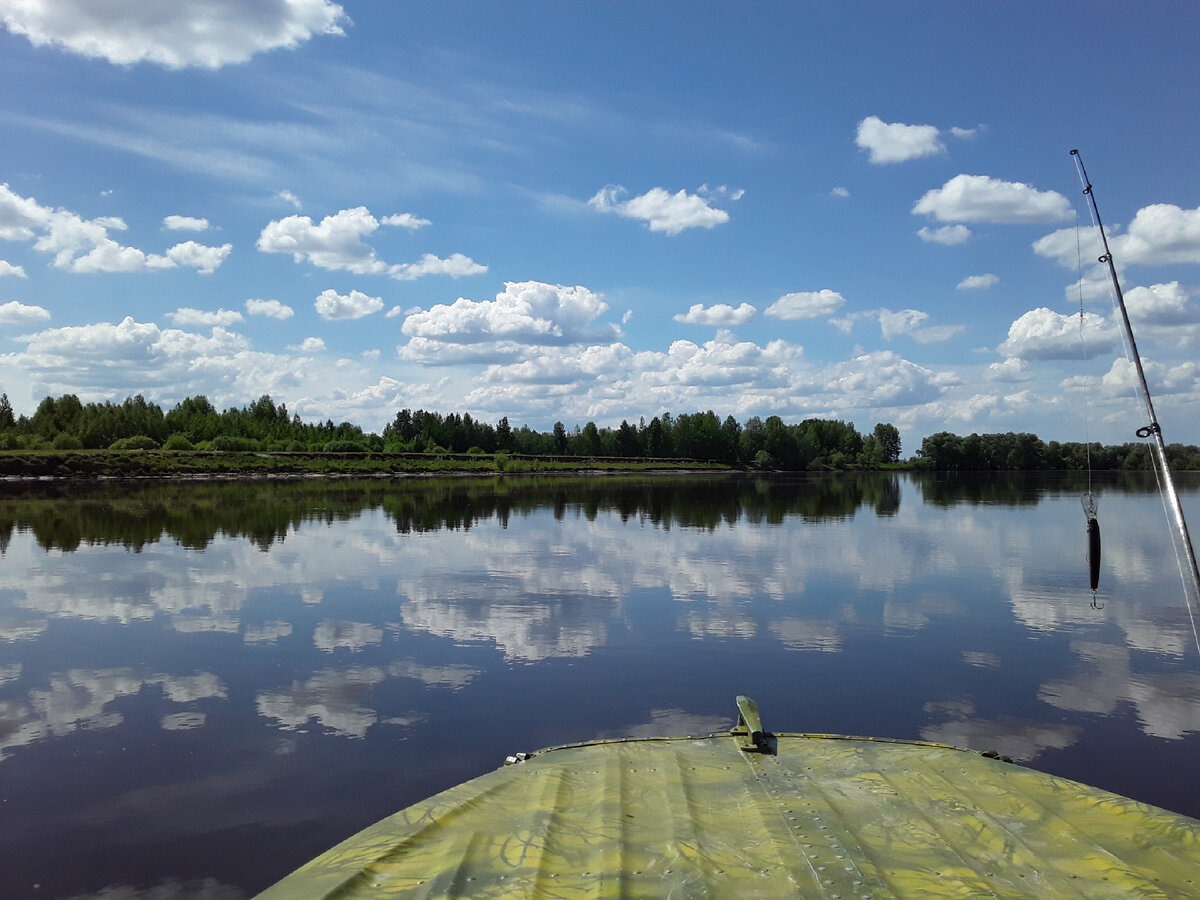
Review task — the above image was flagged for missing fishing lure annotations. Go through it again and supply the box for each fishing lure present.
[1082,492,1100,607]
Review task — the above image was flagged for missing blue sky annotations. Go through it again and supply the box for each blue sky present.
[2,1,1199,450]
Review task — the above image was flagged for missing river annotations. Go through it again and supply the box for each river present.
[2,472,1199,897]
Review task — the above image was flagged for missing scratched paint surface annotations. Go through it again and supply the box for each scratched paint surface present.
[259,731,1200,898]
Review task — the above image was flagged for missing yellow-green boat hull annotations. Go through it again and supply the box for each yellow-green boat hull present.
[259,731,1200,898]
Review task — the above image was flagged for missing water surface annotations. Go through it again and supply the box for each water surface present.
[2,472,1199,897]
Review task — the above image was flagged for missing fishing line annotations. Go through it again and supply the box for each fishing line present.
[1074,209,1102,607]
[1071,150,1200,657]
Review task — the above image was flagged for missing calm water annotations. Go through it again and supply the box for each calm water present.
[2,472,1200,898]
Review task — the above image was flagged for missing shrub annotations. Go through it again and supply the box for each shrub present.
[494,451,509,471]
[282,441,306,453]
[163,433,195,451]
[211,435,260,452]
[324,440,365,453]
[109,435,159,450]
[52,433,84,450]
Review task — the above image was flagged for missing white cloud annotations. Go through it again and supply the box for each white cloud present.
[401,281,615,352]
[830,186,850,198]
[855,116,945,164]
[1125,282,1199,326]
[0,183,230,274]
[380,213,431,230]
[0,300,50,324]
[10,316,318,402]
[997,308,1116,360]
[832,308,964,344]
[1116,204,1200,265]
[245,298,294,320]
[314,288,383,321]
[162,215,209,232]
[258,207,397,275]
[984,358,1031,383]
[673,302,756,326]
[957,273,999,290]
[0,259,27,277]
[588,185,733,235]
[913,174,1073,224]
[290,337,326,353]
[765,289,845,320]
[257,206,483,280]
[1032,224,1111,268]
[918,224,972,245]
[164,240,232,274]
[877,308,966,344]
[390,252,486,281]
[0,0,349,69]
[276,189,302,210]
[168,307,244,327]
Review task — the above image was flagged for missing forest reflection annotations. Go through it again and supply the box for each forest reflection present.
[0,473,915,553]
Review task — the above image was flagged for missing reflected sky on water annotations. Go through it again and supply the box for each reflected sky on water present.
[1,472,1199,897]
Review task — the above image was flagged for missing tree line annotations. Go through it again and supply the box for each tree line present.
[5,390,1196,470]
[916,430,1200,471]
[0,391,902,469]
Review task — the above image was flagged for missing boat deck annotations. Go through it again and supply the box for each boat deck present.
[259,718,1200,898]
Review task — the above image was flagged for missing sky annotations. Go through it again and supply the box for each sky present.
[1,1,1199,451]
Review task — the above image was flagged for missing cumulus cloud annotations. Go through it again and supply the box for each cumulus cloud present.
[1115,204,1200,265]
[957,273,999,290]
[0,183,231,274]
[673,302,756,326]
[258,207,400,275]
[400,281,616,356]
[290,337,326,352]
[245,298,294,320]
[984,358,1031,382]
[877,308,965,344]
[831,308,963,344]
[168,307,244,327]
[918,224,972,245]
[163,240,231,274]
[1125,282,1199,326]
[997,308,1116,360]
[913,175,1072,224]
[163,215,208,232]
[0,300,50,324]
[10,316,317,401]
[257,206,483,280]
[314,288,384,321]
[855,116,944,164]
[765,289,845,320]
[0,259,26,277]
[588,185,735,235]
[390,252,486,281]
[0,0,349,69]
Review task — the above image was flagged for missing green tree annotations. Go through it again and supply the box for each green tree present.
[873,423,901,463]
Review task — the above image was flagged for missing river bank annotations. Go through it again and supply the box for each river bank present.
[0,449,731,480]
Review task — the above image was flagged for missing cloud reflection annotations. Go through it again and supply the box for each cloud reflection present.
[1,668,226,761]
[1039,640,1200,740]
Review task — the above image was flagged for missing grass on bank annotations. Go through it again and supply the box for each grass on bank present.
[0,449,730,479]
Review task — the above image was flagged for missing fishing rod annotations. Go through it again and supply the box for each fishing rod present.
[1070,149,1200,609]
